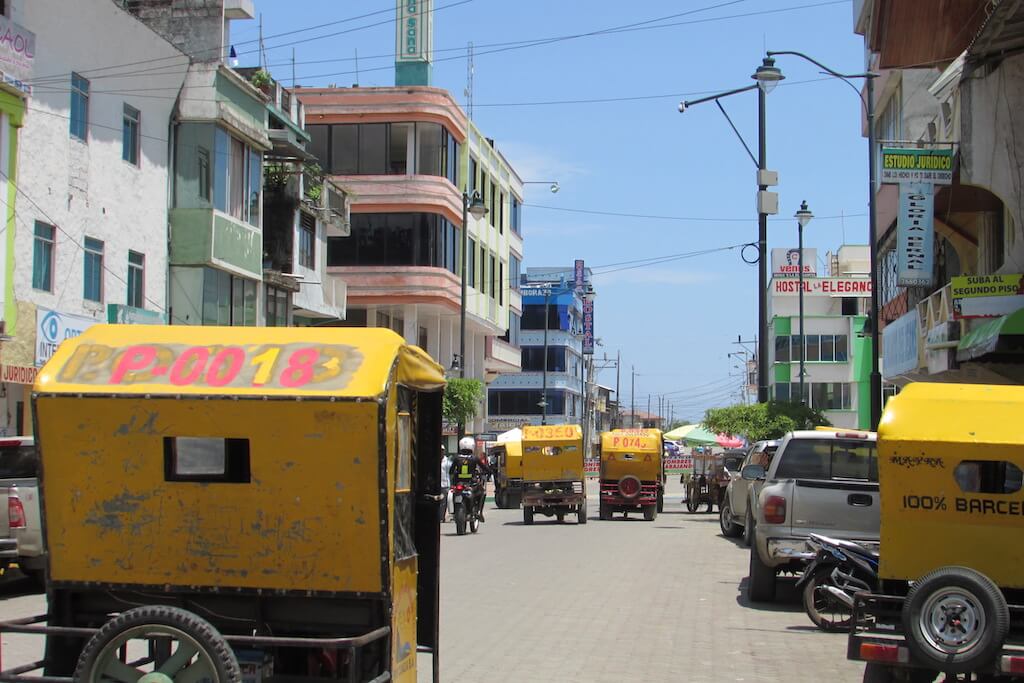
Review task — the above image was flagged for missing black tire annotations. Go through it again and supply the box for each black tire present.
[523,507,534,525]
[902,566,1009,674]
[74,606,241,683]
[643,505,657,522]
[19,566,46,590]
[494,487,506,509]
[743,506,755,547]
[747,541,777,603]
[861,663,937,683]
[685,489,699,513]
[599,501,611,521]
[455,504,467,535]
[577,499,587,525]
[719,501,742,538]
[656,489,664,513]
[556,512,565,523]
[469,511,479,534]
[803,568,853,632]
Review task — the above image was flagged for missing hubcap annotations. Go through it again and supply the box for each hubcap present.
[139,675,174,683]
[919,587,986,654]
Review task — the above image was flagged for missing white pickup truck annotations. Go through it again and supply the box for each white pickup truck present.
[0,436,44,583]
[744,429,879,602]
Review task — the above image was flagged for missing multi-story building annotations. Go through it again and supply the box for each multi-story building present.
[0,0,186,435]
[297,85,523,436]
[768,245,873,429]
[854,0,1024,388]
[487,267,592,432]
[235,68,350,326]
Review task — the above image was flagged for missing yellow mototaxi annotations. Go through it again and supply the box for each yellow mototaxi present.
[599,429,665,521]
[848,383,1024,681]
[490,434,524,509]
[0,326,446,683]
[519,424,587,525]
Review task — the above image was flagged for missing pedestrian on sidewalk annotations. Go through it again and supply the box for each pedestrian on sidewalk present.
[440,444,452,522]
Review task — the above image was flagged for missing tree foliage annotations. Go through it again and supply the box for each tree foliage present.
[703,402,830,443]
[442,378,485,425]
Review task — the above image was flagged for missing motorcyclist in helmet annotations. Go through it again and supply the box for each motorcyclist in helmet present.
[450,436,489,522]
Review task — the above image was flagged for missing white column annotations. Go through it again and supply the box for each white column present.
[366,305,378,327]
[439,317,453,369]
[427,312,440,360]
[402,304,419,345]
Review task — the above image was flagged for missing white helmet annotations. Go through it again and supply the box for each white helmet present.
[458,436,475,453]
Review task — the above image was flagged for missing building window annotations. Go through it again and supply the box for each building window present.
[500,311,521,347]
[201,267,257,326]
[70,73,89,141]
[511,196,522,235]
[83,237,104,302]
[522,303,566,331]
[127,251,145,308]
[499,261,504,305]
[213,128,260,227]
[775,335,790,363]
[510,254,521,291]
[469,157,478,193]
[776,382,852,410]
[489,254,496,299]
[522,347,568,372]
[32,222,55,291]
[488,389,566,416]
[498,192,505,234]
[265,285,291,327]
[307,122,460,180]
[299,211,316,268]
[328,212,460,275]
[775,334,848,363]
[478,244,485,289]
[197,147,211,201]
[467,238,476,289]
[489,181,496,227]
[122,104,140,165]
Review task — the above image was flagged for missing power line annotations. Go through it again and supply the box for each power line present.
[528,204,867,223]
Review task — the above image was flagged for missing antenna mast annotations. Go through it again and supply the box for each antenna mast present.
[465,42,474,120]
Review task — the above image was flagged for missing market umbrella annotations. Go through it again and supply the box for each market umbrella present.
[663,424,698,441]
[496,428,522,443]
[715,433,747,448]
[675,423,719,446]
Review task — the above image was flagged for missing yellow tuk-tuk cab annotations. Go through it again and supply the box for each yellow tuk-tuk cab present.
[598,429,665,521]
[847,383,1024,678]
[491,434,523,509]
[22,325,446,683]
[519,424,587,525]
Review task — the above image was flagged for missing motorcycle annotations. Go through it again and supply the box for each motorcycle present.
[451,482,482,536]
[796,533,879,632]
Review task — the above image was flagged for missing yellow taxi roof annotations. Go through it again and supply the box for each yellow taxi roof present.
[601,428,662,452]
[522,424,582,443]
[879,382,1024,445]
[34,325,445,399]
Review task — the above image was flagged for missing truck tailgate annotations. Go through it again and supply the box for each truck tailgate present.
[791,479,880,540]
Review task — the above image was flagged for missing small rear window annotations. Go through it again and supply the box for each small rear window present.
[0,443,37,479]
[775,439,877,482]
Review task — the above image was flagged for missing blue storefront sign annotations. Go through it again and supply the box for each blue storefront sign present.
[882,309,920,379]
[897,183,935,287]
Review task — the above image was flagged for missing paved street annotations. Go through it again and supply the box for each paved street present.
[425,478,863,682]
[0,480,865,682]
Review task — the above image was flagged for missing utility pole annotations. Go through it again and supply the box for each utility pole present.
[616,351,621,427]
[630,365,636,428]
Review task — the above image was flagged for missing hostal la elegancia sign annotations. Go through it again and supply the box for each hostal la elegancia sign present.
[881,148,953,185]
[772,278,872,297]
[395,0,432,62]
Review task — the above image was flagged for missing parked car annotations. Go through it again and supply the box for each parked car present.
[0,437,43,582]
[718,440,778,543]
[744,430,879,602]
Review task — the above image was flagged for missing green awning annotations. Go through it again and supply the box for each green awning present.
[956,307,1024,361]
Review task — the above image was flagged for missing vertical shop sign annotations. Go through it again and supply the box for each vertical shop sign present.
[897,183,935,287]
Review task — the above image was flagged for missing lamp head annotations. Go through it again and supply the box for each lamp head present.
[677,101,687,113]
[752,56,785,93]
[549,182,560,194]
[468,191,488,220]
[795,200,813,228]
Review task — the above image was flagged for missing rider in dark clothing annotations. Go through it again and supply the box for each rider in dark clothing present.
[450,436,488,522]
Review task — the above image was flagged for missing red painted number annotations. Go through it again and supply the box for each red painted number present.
[169,347,209,386]
[205,347,245,387]
[280,348,318,387]
[110,345,157,384]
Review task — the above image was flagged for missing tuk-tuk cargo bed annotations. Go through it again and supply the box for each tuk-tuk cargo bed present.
[521,480,585,507]
[848,592,1024,674]
[0,614,392,683]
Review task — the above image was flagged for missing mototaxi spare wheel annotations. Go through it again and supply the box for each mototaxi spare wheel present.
[617,475,642,499]
[902,566,1009,674]
[75,605,242,683]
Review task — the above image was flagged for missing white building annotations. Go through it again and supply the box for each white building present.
[768,245,873,429]
[0,0,186,434]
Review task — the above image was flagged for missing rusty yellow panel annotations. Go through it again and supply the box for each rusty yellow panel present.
[521,424,583,482]
[35,325,444,399]
[878,383,1024,586]
[391,557,417,682]
[600,429,663,481]
[36,396,385,594]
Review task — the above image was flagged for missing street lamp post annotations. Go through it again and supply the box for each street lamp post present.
[459,191,488,379]
[795,201,814,404]
[679,57,783,405]
[764,50,880,428]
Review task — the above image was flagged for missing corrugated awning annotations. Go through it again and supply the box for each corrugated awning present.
[956,307,1024,361]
